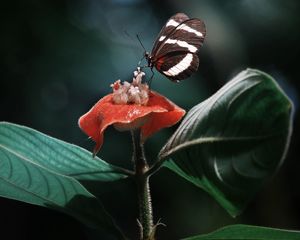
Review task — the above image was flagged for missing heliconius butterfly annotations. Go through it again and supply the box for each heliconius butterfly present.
[144,13,206,82]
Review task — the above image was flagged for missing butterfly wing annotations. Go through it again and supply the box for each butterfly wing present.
[153,18,206,58]
[151,13,190,56]
[155,52,199,81]
[150,13,206,81]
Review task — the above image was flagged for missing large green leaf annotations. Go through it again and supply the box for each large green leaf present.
[0,122,126,181]
[183,224,300,240]
[0,143,125,239]
[159,69,293,217]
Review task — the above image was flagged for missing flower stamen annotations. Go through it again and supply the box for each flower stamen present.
[111,69,149,106]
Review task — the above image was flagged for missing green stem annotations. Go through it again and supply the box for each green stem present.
[131,130,154,240]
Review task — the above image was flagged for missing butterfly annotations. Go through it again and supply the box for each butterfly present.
[144,13,206,82]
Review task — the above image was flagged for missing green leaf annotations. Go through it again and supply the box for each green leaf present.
[183,224,300,240]
[0,142,125,239]
[0,122,127,181]
[159,69,293,217]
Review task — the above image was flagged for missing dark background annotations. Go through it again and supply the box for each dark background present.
[1,0,300,239]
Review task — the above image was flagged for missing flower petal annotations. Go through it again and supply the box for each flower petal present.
[141,91,186,140]
[79,91,185,155]
[79,92,176,154]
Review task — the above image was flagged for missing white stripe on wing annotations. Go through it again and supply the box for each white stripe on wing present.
[176,24,203,37]
[163,53,193,77]
[164,39,197,53]
[166,19,180,27]
[159,36,166,41]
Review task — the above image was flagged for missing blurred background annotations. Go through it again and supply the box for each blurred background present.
[1,0,300,239]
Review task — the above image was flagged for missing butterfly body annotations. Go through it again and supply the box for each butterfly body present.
[145,13,206,82]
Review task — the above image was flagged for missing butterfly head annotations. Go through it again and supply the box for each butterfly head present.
[144,51,153,68]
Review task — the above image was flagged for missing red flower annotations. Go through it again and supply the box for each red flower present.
[78,70,185,155]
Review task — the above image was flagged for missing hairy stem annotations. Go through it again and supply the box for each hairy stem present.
[131,130,154,240]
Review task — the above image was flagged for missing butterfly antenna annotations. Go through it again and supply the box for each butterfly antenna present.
[136,34,146,52]
[136,34,147,68]
[136,34,154,85]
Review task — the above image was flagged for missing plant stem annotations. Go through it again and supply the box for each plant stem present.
[131,130,154,240]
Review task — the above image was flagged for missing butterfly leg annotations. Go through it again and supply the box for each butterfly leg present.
[147,67,155,88]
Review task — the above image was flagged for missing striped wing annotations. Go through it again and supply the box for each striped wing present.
[155,52,199,81]
[151,13,190,55]
[151,13,206,81]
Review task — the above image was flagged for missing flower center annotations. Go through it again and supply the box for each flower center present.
[111,69,149,105]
